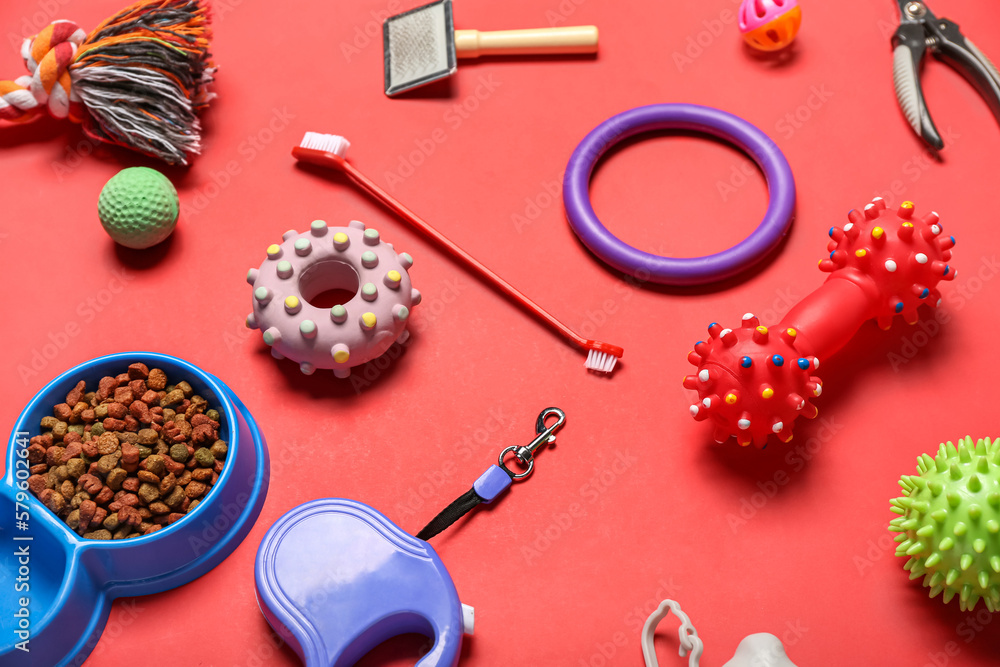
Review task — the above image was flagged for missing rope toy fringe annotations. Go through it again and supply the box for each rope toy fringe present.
[0,0,215,165]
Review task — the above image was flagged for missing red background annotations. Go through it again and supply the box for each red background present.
[3,0,1000,665]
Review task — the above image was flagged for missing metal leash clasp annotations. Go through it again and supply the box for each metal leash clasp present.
[498,407,566,480]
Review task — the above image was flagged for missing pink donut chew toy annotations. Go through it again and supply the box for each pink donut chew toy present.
[685,198,956,447]
[246,220,421,378]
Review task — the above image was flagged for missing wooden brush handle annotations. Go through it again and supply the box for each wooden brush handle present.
[454,26,598,58]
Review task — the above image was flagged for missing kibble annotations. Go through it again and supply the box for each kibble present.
[27,475,47,494]
[194,447,215,468]
[78,474,103,495]
[185,481,207,499]
[45,447,65,467]
[97,454,120,475]
[51,421,68,440]
[104,512,121,531]
[137,471,160,484]
[169,443,189,463]
[79,500,97,529]
[143,454,167,477]
[94,487,114,505]
[159,472,177,495]
[137,428,158,445]
[41,489,65,513]
[130,401,151,423]
[66,458,86,478]
[149,502,170,514]
[25,365,228,540]
[60,442,82,461]
[137,483,160,504]
[210,440,228,459]
[160,389,184,407]
[146,368,167,390]
[84,529,112,540]
[106,468,128,491]
[164,487,185,508]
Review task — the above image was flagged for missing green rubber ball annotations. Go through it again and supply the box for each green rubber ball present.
[889,436,1000,612]
[98,167,179,249]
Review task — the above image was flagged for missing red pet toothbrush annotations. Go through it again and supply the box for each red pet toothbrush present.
[292,132,624,374]
[684,197,956,447]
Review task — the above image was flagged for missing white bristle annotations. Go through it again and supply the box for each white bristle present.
[585,349,618,374]
[300,132,350,157]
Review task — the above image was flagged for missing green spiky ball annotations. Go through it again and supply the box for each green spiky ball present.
[889,436,1000,611]
[98,167,179,249]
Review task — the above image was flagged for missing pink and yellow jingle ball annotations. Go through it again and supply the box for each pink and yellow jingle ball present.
[739,0,801,51]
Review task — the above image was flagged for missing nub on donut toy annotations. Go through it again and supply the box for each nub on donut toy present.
[685,198,956,447]
[738,0,801,52]
[246,220,421,378]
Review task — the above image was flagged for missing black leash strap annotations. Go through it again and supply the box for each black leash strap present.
[416,488,489,541]
[415,407,566,541]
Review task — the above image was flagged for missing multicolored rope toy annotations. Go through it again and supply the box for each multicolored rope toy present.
[0,0,215,165]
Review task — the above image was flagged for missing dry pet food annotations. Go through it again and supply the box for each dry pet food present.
[25,363,228,539]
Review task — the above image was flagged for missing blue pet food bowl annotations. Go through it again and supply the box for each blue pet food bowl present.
[0,352,269,666]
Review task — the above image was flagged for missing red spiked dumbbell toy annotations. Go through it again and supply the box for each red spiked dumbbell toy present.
[684,198,957,447]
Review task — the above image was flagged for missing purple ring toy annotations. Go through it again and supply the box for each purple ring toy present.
[563,104,796,286]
